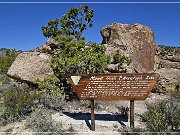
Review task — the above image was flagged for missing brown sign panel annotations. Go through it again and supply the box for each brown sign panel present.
[67,73,159,100]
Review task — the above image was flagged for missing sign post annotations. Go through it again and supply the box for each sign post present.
[67,73,159,131]
[130,100,134,128]
[91,100,95,131]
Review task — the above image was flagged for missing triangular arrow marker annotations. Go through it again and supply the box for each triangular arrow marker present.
[71,76,81,85]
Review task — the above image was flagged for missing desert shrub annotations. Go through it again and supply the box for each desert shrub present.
[0,74,16,94]
[165,90,180,131]
[25,105,63,134]
[143,102,169,132]
[0,102,7,126]
[40,93,66,111]
[1,83,39,124]
[142,89,180,132]
[0,74,11,85]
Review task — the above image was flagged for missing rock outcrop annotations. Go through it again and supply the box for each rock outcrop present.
[159,59,180,69]
[101,22,157,73]
[7,52,54,83]
[158,46,180,69]
[156,68,180,92]
[34,39,59,54]
[155,46,180,92]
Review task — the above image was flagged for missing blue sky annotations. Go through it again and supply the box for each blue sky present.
[0,1,180,51]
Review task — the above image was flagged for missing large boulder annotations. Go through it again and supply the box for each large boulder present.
[7,52,54,83]
[101,22,157,73]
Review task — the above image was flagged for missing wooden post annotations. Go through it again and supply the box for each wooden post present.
[91,99,95,131]
[130,100,134,128]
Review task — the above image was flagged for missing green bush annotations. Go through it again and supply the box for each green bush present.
[112,50,131,65]
[51,37,110,99]
[37,75,63,95]
[52,37,110,78]
[142,90,180,132]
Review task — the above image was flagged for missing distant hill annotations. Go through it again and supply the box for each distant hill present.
[0,48,11,57]
[0,48,22,57]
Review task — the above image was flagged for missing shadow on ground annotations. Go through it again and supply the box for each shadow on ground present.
[63,112,128,129]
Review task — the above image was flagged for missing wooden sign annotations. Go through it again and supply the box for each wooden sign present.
[67,73,159,131]
[67,73,159,100]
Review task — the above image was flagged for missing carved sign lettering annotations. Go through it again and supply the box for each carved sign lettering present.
[67,73,159,100]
